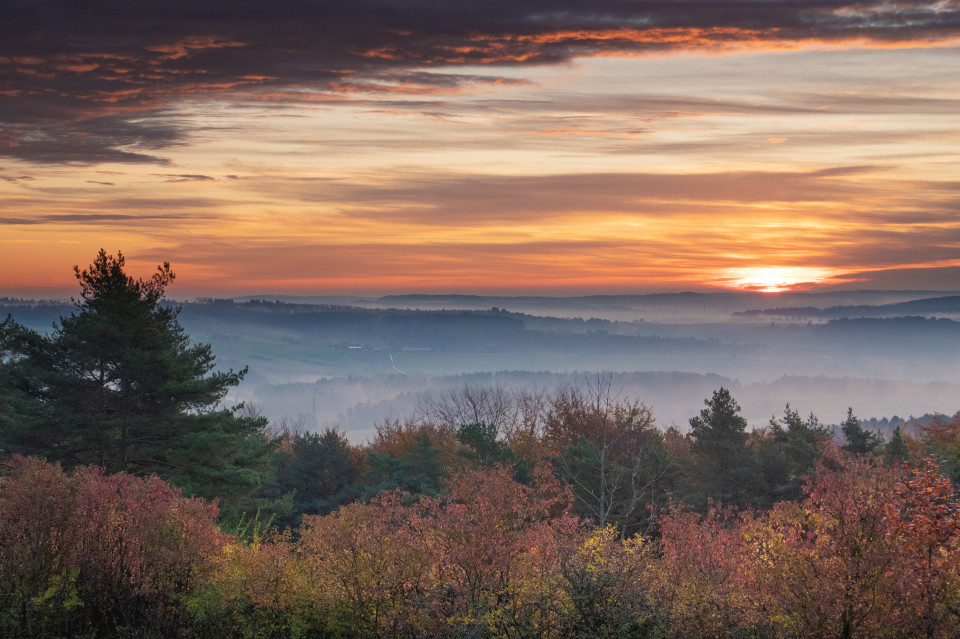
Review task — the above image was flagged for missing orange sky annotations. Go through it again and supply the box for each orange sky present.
[2,2,959,297]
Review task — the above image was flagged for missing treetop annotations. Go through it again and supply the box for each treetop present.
[74,249,175,306]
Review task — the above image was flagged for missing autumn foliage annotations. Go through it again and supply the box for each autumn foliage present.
[885,460,960,638]
[0,455,223,638]
[6,438,960,638]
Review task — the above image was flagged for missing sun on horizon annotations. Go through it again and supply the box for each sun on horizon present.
[719,266,844,293]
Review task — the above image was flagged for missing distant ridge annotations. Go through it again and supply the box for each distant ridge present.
[738,295,960,319]
[379,291,959,304]
[378,292,708,305]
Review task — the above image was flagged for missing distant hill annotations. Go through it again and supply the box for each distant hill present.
[9,291,960,328]
[379,292,709,306]
[377,291,960,323]
[0,297,735,355]
[737,295,960,319]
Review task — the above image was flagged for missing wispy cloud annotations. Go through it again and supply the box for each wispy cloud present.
[157,174,216,182]
[0,213,202,226]
[254,166,885,226]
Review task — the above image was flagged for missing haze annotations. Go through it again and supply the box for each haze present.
[5,291,960,442]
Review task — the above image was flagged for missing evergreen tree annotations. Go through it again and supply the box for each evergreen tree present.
[0,316,45,442]
[455,421,531,478]
[0,250,270,513]
[269,428,360,526]
[687,387,759,508]
[758,404,829,504]
[884,426,910,466]
[840,407,883,456]
[361,431,446,500]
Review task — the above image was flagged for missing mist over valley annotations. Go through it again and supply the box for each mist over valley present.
[5,290,958,442]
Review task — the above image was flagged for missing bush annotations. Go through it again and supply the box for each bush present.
[0,456,224,638]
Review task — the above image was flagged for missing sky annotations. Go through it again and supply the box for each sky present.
[2,0,959,298]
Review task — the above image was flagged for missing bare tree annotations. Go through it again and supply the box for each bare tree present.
[545,375,670,537]
[415,383,519,432]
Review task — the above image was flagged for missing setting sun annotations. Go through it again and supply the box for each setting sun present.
[719,266,841,293]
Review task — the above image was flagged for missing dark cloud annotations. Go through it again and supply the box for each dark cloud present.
[1,0,957,164]
[0,106,181,165]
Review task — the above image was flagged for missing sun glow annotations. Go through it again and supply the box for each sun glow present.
[719,266,839,293]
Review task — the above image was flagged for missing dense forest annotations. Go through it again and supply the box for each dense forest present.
[3,252,960,638]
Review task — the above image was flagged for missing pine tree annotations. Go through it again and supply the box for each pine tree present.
[840,407,882,456]
[271,428,360,525]
[759,404,829,503]
[361,431,446,500]
[0,250,270,512]
[884,426,910,466]
[687,387,759,508]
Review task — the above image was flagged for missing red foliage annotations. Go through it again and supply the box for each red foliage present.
[746,445,905,638]
[298,491,429,635]
[885,459,960,638]
[12,446,960,638]
[542,383,653,459]
[290,465,583,637]
[0,456,224,636]
[653,504,760,637]
[413,465,581,632]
